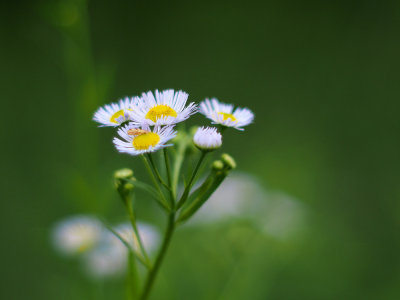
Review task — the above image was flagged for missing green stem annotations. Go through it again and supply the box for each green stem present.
[177,170,227,223]
[163,148,175,205]
[126,194,151,265]
[103,221,150,269]
[141,155,170,211]
[140,212,176,300]
[127,250,139,300]
[163,149,172,189]
[147,153,171,191]
[127,179,165,210]
[172,137,189,192]
[176,151,207,209]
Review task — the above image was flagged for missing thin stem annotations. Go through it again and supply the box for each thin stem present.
[126,195,150,265]
[103,221,150,269]
[163,149,172,190]
[172,137,189,195]
[176,151,207,209]
[163,148,175,205]
[188,151,207,190]
[147,153,171,191]
[141,155,170,211]
[127,250,139,300]
[127,179,165,209]
[140,212,176,300]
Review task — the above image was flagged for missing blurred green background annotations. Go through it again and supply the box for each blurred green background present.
[1,0,400,299]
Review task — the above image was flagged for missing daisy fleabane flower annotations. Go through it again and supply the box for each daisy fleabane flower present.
[51,215,102,256]
[199,98,254,130]
[93,97,138,127]
[114,222,160,254]
[83,221,160,279]
[113,123,177,156]
[193,127,222,151]
[129,89,197,125]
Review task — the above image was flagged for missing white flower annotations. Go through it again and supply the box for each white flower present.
[93,97,138,127]
[199,98,254,130]
[193,126,222,151]
[255,192,306,239]
[113,123,177,156]
[188,174,258,224]
[129,89,197,125]
[114,222,160,254]
[51,216,102,256]
[187,173,306,239]
[83,243,126,279]
[83,222,160,279]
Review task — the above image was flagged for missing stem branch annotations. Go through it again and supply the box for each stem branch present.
[141,155,170,211]
[147,153,171,191]
[140,212,175,300]
[176,151,207,209]
[163,148,175,205]
[125,195,151,265]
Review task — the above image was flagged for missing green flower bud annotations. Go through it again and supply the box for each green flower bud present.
[114,168,134,180]
[212,160,225,171]
[114,168,135,201]
[221,153,236,170]
[123,182,134,192]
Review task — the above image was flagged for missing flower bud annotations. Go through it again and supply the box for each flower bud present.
[114,168,135,200]
[193,127,222,151]
[114,168,134,181]
[212,160,225,171]
[221,153,236,170]
[123,182,134,192]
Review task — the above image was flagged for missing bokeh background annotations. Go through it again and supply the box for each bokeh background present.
[1,0,400,299]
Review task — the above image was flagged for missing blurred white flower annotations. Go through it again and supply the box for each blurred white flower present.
[255,192,305,238]
[189,173,259,223]
[51,215,102,256]
[83,221,160,279]
[199,98,254,130]
[193,126,222,151]
[187,173,307,239]
[83,242,126,279]
[113,222,161,255]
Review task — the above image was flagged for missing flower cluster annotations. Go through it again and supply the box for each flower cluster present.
[93,89,254,154]
[52,89,255,298]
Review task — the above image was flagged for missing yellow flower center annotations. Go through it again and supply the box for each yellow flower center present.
[110,110,125,123]
[218,112,237,122]
[132,132,160,150]
[145,105,177,122]
[77,242,92,253]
